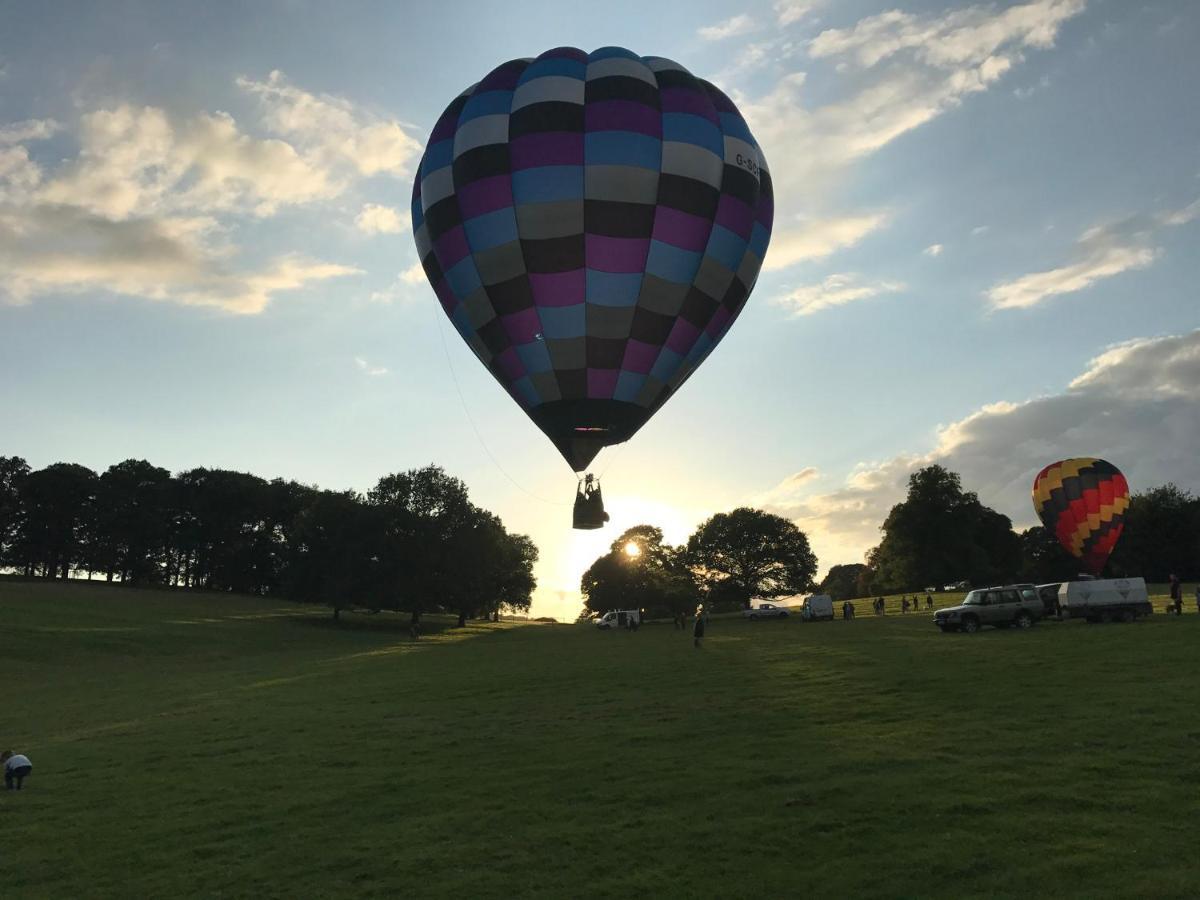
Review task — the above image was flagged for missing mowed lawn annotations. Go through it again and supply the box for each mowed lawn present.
[3,580,1199,898]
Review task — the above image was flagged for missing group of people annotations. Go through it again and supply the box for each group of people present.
[868,594,934,615]
[3,750,32,790]
[841,601,856,620]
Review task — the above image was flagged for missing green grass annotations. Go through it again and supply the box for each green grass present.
[3,578,1200,898]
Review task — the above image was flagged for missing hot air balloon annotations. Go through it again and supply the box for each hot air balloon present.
[1032,458,1129,575]
[411,46,772,528]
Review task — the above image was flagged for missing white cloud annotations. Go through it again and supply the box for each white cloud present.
[368,263,426,304]
[237,70,421,178]
[808,0,1086,70]
[763,211,889,271]
[775,272,902,316]
[971,225,990,237]
[354,202,407,235]
[766,328,1200,568]
[355,356,389,376]
[37,104,339,219]
[985,200,1197,310]
[924,243,944,256]
[775,0,821,27]
[699,14,755,41]
[0,118,59,145]
[400,261,426,284]
[0,204,357,313]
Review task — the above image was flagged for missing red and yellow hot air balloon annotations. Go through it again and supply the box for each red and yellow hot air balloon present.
[1032,458,1129,574]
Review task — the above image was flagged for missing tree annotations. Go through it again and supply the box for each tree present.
[92,459,173,585]
[867,465,1021,592]
[820,563,870,601]
[0,456,30,569]
[686,508,817,609]
[285,490,384,619]
[1108,484,1200,582]
[581,525,696,619]
[1018,526,1080,584]
[14,463,99,579]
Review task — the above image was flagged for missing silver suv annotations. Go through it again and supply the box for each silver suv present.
[934,584,1043,634]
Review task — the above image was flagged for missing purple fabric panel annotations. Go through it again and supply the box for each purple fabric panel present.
[587,368,619,399]
[494,346,525,381]
[510,133,584,170]
[429,113,459,143]
[541,46,588,63]
[621,339,660,374]
[456,175,514,219]
[477,60,525,92]
[651,206,712,252]
[585,101,662,137]
[585,235,650,273]
[755,191,773,228]
[529,270,585,307]
[502,308,542,343]
[659,88,718,123]
[434,280,457,315]
[715,194,754,240]
[665,318,701,355]
[706,305,732,338]
[433,225,470,269]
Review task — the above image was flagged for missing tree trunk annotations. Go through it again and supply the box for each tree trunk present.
[457,610,467,628]
[333,607,340,621]
[492,610,499,623]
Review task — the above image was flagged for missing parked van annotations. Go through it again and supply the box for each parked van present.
[800,594,834,621]
[596,609,641,630]
[1058,578,1150,623]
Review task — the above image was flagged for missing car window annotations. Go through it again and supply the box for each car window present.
[1021,588,1037,601]
[964,591,982,606]
[999,590,1019,604]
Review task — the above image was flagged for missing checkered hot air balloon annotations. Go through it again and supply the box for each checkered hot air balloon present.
[411,47,772,491]
[1032,458,1130,575]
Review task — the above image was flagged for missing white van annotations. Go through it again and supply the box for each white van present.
[596,609,641,630]
[1058,577,1151,623]
[800,594,834,621]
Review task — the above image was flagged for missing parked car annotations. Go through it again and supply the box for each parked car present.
[1058,577,1151,623]
[942,580,969,591]
[744,602,789,620]
[596,609,641,630]
[800,594,834,621]
[933,584,1043,633]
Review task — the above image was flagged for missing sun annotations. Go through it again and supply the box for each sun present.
[623,541,641,558]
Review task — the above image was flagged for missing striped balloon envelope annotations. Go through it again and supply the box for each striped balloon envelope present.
[411,46,772,472]
[1031,458,1130,574]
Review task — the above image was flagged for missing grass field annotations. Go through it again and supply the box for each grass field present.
[3,579,1200,898]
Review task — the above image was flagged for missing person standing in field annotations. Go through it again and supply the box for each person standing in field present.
[2,750,32,790]
[1169,574,1182,616]
[926,594,933,610]
[693,604,705,649]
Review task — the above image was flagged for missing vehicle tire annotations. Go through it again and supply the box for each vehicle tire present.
[1015,612,1033,629]
[961,616,980,634]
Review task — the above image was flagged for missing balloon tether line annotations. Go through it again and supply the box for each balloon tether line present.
[432,306,571,507]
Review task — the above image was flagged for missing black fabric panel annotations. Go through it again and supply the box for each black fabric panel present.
[452,143,511,186]
[720,165,760,206]
[584,199,656,237]
[509,102,585,137]
[486,274,535,314]
[679,286,719,328]
[584,76,661,108]
[423,196,461,241]
[555,368,587,400]
[521,235,585,273]
[477,318,510,355]
[586,336,626,369]
[629,307,675,344]
[656,174,719,218]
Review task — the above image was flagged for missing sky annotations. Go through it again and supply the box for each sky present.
[2,0,1198,621]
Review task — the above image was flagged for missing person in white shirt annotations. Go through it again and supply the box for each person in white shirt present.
[2,750,32,790]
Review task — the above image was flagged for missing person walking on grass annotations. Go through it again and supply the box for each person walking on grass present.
[693,604,706,649]
[1169,574,1182,616]
[2,751,32,790]
[926,594,933,610]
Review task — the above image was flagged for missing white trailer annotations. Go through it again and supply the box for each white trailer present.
[800,594,835,621]
[1058,577,1151,623]
[596,609,641,630]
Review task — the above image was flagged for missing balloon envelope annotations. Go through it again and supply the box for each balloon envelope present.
[411,46,772,471]
[1032,458,1129,574]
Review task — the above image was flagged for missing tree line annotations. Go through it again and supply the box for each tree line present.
[580,464,1200,616]
[819,465,1199,601]
[580,508,818,619]
[0,456,536,626]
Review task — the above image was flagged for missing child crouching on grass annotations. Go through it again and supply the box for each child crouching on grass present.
[3,750,32,790]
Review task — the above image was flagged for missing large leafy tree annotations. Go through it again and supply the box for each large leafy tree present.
[285,489,384,619]
[92,459,173,585]
[14,463,99,579]
[820,563,870,601]
[867,465,1020,592]
[1018,526,1080,584]
[0,456,30,569]
[581,525,696,619]
[686,508,816,609]
[1108,484,1200,581]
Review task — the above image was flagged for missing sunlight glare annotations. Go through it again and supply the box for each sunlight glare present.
[623,541,641,558]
